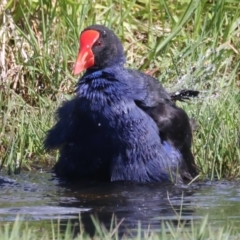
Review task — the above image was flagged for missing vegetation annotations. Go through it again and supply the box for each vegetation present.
[0,0,240,180]
[0,215,240,240]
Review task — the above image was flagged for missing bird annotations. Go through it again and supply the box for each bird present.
[44,24,198,183]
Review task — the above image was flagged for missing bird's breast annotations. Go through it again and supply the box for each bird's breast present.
[77,76,161,144]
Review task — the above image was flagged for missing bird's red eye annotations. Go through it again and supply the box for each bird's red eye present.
[96,40,102,46]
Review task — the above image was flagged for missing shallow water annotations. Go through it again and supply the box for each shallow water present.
[0,171,240,235]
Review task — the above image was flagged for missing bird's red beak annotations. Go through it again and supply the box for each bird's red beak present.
[73,30,100,75]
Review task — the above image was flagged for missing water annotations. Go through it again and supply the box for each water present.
[0,170,240,235]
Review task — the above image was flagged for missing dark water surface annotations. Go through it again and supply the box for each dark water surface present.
[0,171,240,235]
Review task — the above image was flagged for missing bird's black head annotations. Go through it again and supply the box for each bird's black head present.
[74,25,126,75]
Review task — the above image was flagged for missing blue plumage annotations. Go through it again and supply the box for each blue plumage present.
[44,25,198,183]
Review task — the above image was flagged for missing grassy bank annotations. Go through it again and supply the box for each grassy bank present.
[0,215,239,240]
[0,0,240,179]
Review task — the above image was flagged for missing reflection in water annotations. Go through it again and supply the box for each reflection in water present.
[57,180,196,235]
[0,171,240,236]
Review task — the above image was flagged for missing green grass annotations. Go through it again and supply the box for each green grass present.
[0,0,240,179]
[0,215,239,240]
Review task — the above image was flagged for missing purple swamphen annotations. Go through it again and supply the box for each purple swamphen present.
[44,25,198,183]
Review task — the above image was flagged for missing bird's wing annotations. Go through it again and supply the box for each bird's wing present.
[124,69,198,179]
[44,98,80,151]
